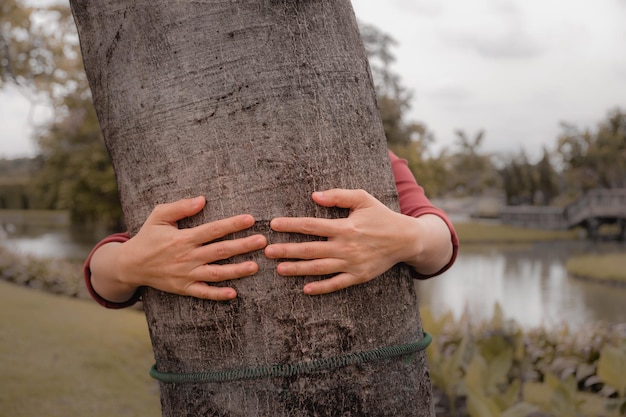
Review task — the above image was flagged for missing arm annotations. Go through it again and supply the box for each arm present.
[264,151,458,295]
[388,149,458,277]
[84,196,267,308]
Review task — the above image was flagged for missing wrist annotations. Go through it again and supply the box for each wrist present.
[400,215,427,268]
[91,241,139,303]
[403,214,453,276]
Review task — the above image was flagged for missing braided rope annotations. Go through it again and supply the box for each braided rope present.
[150,331,431,384]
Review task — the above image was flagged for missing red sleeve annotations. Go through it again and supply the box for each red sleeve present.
[83,232,142,309]
[389,150,459,279]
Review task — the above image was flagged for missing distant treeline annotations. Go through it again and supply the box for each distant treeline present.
[0,157,46,210]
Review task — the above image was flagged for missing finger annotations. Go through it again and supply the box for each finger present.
[312,189,374,210]
[196,234,267,262]
[303,273,356,295]
[265,241,337,260]
[189,214,257,245]
[270,216,340,237]
[190,261,259,283]
[147,196,206,226]
[184,282,237,301]
[275,258,343,277]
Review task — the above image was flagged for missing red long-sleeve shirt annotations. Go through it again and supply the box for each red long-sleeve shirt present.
[83,151,459,308]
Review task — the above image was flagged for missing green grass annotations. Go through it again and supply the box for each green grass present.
[566,253,626,283]
[453,221,580,244]
[0,281,161,417]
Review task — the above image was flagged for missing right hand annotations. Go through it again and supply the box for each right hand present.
[96,196,267,301]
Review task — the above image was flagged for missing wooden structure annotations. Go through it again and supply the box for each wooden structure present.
[500,188,626,240]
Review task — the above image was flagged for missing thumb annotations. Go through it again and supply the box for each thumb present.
[312,189,373,210]
[147,196,206,226]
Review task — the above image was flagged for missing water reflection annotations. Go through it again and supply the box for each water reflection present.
[1,223,100,261]
[417,241,626,329]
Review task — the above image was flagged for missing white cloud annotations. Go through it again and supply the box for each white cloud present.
[437,0,543,59]
[353,0,626,160]
[1,0,625,162]
[387,0,443,16]
[0,88,39,158]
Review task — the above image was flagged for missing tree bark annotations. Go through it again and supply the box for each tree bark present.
[70,1,434,416]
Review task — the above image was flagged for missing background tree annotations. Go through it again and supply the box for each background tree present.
[535,147,559,205]
[500,156,523,205]
[499,150,539,205]
[36,92,122,228]
[1,0,77,105]
[557,108,626,194]
[446,129,499,196]
[1,0,121,228]
[70,0,434,416]
[360,22,448,197]
[0,156,42,209]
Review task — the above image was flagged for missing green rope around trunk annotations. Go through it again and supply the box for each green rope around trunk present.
[150,331,431,384]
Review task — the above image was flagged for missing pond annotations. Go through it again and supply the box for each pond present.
[416,241,626,329]
[1,223,100,261]
[2,217,625,329]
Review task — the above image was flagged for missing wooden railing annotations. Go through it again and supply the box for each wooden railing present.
[500,189,626,238]
[563,188,626,228]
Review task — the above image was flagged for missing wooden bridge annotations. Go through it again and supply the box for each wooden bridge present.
[499,188,626,240]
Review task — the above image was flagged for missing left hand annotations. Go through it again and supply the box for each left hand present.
[264,189,421,295]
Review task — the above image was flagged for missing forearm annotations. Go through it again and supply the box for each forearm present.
[89,242,139,303]
[403,214,454,276]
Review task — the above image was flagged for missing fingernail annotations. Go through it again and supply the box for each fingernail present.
[269,218,282,230]
[247,262,258,275]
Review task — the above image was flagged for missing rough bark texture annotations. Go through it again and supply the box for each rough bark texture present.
[70,1,434,416]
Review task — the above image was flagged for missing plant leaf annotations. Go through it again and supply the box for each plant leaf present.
[598,345,626,397]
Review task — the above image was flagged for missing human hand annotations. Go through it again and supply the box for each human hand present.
[264,189,425,295]
[109,196,267,301]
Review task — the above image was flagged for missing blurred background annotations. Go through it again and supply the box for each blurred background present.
[1,1,625,416]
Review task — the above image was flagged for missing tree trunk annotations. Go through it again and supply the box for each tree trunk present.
[70,1,434,416]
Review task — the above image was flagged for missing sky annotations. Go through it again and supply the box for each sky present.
[1,0,626,159]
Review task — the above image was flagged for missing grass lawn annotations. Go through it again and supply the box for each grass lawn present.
[0,281,161,417]
[453,221,580,244]
[566,253,626,283]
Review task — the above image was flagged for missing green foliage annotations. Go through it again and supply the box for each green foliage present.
[389,140,450,198]
[500,146,561,206]
[536,147,560,205]
[1,0,123,228]
[446,130,500,197]
[360,22,415,146]
[423,304,626,417]
[597,343,626,397]
[360,22,452,196]
[1,0,82,99]
[0,244,85,298]
[558,108,626,193]
[0,157,50,209]
[35,92,123,228]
